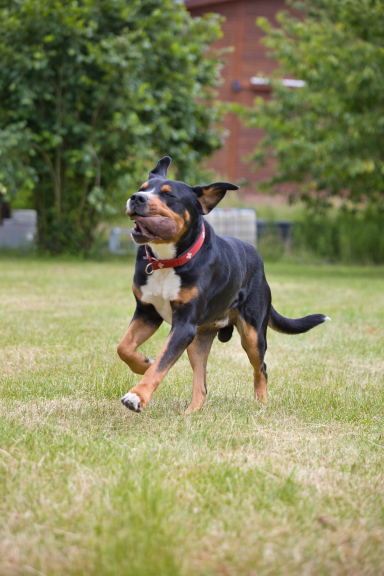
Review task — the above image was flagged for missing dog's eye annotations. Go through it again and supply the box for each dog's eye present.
[161,191,176,199]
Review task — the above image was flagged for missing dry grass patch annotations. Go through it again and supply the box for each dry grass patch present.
[0,258,383,575]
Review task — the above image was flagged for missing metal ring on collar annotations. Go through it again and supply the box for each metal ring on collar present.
[145,262,154,275]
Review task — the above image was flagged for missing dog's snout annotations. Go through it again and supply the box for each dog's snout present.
[131,193,148,205]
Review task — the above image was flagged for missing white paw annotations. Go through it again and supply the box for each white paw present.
[121,392,141,412]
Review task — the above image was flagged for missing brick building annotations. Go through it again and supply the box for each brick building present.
[185,0,288,189]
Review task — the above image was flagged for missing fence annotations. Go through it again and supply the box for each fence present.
[204,208,257,246]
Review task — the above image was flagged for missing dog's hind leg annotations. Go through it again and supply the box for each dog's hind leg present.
[236,316,268,402]
[185,328,217,414]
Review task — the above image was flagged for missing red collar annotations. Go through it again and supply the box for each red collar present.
[145,222,205,274]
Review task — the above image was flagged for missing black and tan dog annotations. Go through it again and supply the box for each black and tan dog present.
[118,157,330,414]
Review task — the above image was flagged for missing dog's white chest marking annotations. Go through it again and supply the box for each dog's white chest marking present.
[141,243,179,325]
[141,268,180,325]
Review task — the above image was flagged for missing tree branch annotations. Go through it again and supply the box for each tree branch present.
[31,142,57,192]
[91,89,109,132]
[77,176,90,227]
[88,143,101,188]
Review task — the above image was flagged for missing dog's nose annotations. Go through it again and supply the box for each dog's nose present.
[130,193,148,205]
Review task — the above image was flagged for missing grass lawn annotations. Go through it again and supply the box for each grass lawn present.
[1,257,384,576]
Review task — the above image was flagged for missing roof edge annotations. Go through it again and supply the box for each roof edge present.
[185,0,237,10]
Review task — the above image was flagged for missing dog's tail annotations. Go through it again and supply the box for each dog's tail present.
[269,306,331,335]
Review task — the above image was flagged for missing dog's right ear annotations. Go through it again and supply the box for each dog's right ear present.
[148,157,172,180]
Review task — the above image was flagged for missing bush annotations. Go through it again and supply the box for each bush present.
[293,206,384,264]
[0,0,224,255]
[257,227,285,262]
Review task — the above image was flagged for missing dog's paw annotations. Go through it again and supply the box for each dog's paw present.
[121,392,141,413]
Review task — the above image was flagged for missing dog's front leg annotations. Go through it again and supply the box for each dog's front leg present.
[117,304,163,375]
[121,313,197,413]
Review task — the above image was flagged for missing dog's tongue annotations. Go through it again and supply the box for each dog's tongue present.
[132,216,178,240]
[132,217,159,239]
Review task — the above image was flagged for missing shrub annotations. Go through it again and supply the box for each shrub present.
[0,0,224,255]
[293,205,384,264]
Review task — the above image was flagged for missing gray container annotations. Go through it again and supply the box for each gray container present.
[0,209,37,249]
[204,208,257,247]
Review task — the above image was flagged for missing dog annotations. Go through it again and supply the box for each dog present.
[118,157,330,414]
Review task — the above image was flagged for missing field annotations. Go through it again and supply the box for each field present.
[1,257,384,576]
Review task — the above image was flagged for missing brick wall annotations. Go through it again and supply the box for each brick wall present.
[186,0,288,189]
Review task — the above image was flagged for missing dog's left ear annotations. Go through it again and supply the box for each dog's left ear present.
[148,156,171,180]
[192,182,239,214]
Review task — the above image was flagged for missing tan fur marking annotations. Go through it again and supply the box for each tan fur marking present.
[170,222,189,244]
[236,317,267,402]
[174,286,199,304]
[256,372,268,402]
[198,185,226,215]
[126,330,175,408]
[239,320,259,354]
[140,182,149,190]
[185,330,216,414]
[161,184,172,192]
[195,311,236,332]
[132,282,143,301]
[199,186,215,214]
[117,318,160,375]
[146,195,188,244]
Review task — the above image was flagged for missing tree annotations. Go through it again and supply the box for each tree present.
[238,0,384,210]
[0,0,223,253]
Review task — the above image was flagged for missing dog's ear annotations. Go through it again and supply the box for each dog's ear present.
[148,156,171,180]
[192,182,239,214]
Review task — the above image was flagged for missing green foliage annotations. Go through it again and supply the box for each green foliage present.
[0,122,36,200]
[257,229,285,262]
[0,0,223,253]
[293,204,384,264]
[237,0,384,208]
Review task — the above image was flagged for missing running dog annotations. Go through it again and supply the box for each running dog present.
[118,157,330,414]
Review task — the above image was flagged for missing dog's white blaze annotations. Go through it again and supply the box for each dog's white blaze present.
[141,250,180,324]
[138,188,155,197]
[126,189,156,213]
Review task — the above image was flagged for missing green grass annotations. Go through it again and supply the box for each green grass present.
[1,258,384,576]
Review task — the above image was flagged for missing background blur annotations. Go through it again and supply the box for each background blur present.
[1,0,384,263]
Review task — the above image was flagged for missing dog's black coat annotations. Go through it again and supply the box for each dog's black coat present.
[121,157,328,412]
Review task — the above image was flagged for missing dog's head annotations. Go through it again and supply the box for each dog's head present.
[126,156,239,245]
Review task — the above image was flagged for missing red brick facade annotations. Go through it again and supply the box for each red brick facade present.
[185,0,288,189]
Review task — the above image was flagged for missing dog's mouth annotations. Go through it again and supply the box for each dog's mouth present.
[130,214,178,243]
[131,215,159,241]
